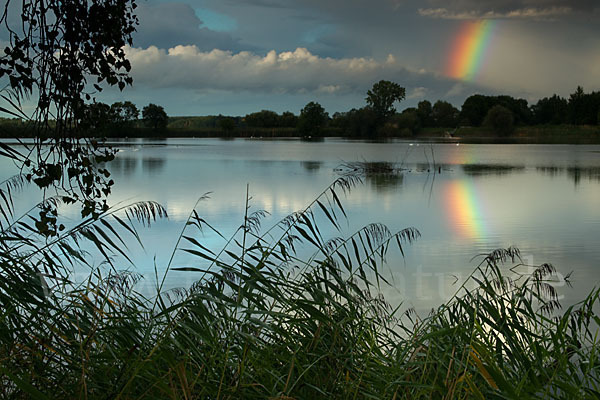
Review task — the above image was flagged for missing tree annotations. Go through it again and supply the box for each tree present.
[432,101,459,128]
[142,104,168,130]
[484,105,514,136]
[567,87,600,125]
[332,108,378,137]
[218,117,235,133]
[280,111,298,128]
[298,102,329,137]
[496,95,531,126]
[568,86,586,125]
[416,100,433,127]
[531,95,568,125]
[365,80,406,121]
[460,94,530,126]
[391,110,420,135]
[460,95,492,126]
[244,110,280,128]
[0,0,138,229]
[110,101,139,127]
[82,102,112,131]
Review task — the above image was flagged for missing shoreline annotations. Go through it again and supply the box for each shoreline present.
[1,125,599,144]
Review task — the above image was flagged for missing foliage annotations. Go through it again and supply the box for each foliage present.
[460,95,531,127]
[365,80,406,122]
[484,104,515,136]
[80,101,139,134]
[432,100,459,128]
[243,110,298,129]
[459,95,490,126]
[280,111,299,128]
[0,0,137,113]
[0,0,139,232]
[332,108,378,137]
[110,101,139,127]
[81,102,112,131]
[244,110,280,128]
[532,95,568,125]
[218,117,236,132]
[391,109,420,135]
[1,171,599,398]
[298,101,329,137]
[568,86,600,125]
[497,95,531,125]
[417,100,433,127]
[142,103,168,130]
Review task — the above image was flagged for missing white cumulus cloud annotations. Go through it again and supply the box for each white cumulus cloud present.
[125,45,434,94]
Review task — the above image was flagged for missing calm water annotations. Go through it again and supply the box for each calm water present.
[5,138,600,313]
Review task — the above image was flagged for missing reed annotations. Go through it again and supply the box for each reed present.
[0,174,599,399]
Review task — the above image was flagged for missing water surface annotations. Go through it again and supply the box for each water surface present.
[6,138,600,313]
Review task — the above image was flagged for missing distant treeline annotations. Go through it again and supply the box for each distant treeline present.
[1,84,599,139]
[330,85,600,138]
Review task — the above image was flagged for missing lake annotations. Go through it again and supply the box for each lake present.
[5,138,600,314]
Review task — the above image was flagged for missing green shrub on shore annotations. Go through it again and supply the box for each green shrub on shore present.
[1,176,599,399]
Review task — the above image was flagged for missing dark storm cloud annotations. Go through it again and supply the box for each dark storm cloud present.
[133,2,251,51]
[420,0,599,19]
[201,0,436,59]
[221,0,294,9]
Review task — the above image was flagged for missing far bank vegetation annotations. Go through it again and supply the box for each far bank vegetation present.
[2,84,600,142]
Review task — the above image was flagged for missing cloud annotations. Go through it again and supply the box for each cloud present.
[418,6,572,20]
[446,83,466,97]
[125,45,455,95]
[221,0,295,9]
[407,87,428,99]
[133,3,250,51]
[420,0,598,20]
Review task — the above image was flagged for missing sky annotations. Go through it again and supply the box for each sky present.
[9,0,600,116]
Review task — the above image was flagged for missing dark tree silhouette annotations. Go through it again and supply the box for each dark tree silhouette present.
[417,100,433,127]
[143,104,168,130]
[280,111,298,128]
[218,117,235,132]
[393,109,420,135]
[484,105,514,136]
[245,110,280,128]
[0,0,138,232]
[110,101,139,127]
[567,86,600,125]
[531,95,568,125]
[331,108,378,137]
[460,95,494,126]
[82,102,112,131]
[365,80,406,121]
[432,100,459,128]
[460,94,530,127]
[298,102,328,137]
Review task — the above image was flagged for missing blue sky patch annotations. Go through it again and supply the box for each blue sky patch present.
[194,8,237,32]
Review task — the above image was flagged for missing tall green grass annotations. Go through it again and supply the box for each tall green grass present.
[1,173,599,399]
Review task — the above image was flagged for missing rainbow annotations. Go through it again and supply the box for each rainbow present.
[446,20,496,81]
[444,179,485,239]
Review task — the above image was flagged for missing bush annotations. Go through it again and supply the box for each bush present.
[484,104,514,136]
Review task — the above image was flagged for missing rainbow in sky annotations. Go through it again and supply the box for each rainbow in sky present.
[446,20,496,81]
[444,180,486,239]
